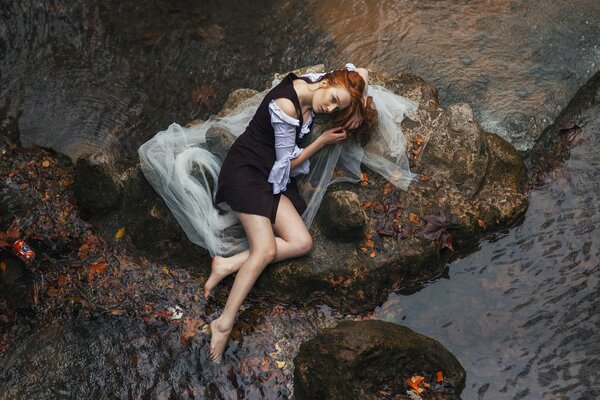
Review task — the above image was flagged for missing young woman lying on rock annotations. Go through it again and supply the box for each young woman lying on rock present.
[139,63,418,361]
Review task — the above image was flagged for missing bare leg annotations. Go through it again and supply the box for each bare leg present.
[204,196,312,298]
[208,196,312,360]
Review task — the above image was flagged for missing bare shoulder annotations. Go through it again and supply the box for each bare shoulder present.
[274,98,298,119]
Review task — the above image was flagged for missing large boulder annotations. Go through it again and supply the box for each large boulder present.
[294,320,466,400]
[72,66,528,311]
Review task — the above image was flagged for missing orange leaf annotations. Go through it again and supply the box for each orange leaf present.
[42,159,51,168]
[369,250,377,258]
[435,180,442,189]
[359,172,369,186]
[419,175,431,181]
[362,201,373,210]
[180,318,202,345]
[365,239,375,248]
[414,134,424,146]
[383,183,393,196]
[478,219,487,229]
[261,356,269,373]
[358,247,368,252]
[408,213,420,224]
[88,262,108,284]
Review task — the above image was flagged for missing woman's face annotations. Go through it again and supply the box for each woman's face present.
[313,83,352,114]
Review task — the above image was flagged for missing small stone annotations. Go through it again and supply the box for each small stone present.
[316,190,366,242]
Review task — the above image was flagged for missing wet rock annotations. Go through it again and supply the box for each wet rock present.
[71,66,528,311]
[0,188,32,230]
[205,125,237,161]
[217,88,259,117]
[0,117,21,149]
[0,254,35,311]
[527,70,600,186]
[73,153,123,216]
[317,190,366,241]
[294,320,465,400]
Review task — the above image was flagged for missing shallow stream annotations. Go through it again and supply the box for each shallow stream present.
[1,1,600,398]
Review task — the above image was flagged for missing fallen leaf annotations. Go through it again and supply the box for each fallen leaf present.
[414,134,425,146]
[478,219,487,229]
[362,201,374,210]
[261,356,269,373]
[419,175,431,181]
[369,250,376,258]
[42,159,51,168]
[191,86,216,108]
[88,262,108,284]
[276,361,286,368]
[180,318,202,345]
[408,213,420,224]
[383,183,393,196]
[359,172,369,186]
[115,227,126,239]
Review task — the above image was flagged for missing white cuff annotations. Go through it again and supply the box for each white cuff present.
[268,146,305,194]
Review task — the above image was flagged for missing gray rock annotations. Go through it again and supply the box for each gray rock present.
[294,320,466,400]
[73,153,123,216]
[317,190,366,241]
[0,117,21,149]
[71,67,528,312]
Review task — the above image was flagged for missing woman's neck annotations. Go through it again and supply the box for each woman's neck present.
[293,80,320,114]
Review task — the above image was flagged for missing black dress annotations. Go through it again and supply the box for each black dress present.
[215,73,310,223]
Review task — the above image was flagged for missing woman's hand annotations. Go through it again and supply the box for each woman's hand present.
[343,102,365,130]
[319,126,348,146]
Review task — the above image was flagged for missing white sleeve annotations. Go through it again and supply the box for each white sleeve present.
[267,101,311,194]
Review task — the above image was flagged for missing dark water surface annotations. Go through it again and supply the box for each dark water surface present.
[377,119,600,398]
[2,1,600,399]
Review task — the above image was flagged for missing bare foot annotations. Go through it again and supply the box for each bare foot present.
[204,256,236,299]
[209,318,232,362]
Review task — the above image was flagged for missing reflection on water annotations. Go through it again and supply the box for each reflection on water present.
[2,1,599,159]
[376,118,600,397]
[0,0,332,160]
[310,0,600,150]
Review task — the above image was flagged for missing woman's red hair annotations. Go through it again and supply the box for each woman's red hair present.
[318,69,378,146]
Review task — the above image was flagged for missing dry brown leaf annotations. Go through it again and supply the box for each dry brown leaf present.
[419,175,431,181]
[408,213,420,224]
[42,159,51,168]
[383,183,393,196]
[359,172,369,186]
[180,318,202,345]
[478,219,487,229]
[261,356,269,373]
[369,250,376,258]
[362,201,373,210]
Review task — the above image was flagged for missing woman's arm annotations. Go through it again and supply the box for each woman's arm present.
[290,127,347,170]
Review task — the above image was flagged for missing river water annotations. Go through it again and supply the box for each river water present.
[1,1,600,399]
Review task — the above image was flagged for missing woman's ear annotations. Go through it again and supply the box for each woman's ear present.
[320,79,329,88]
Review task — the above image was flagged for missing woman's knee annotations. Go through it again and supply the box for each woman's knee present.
[251,243,277,265]
[296,234,313,255]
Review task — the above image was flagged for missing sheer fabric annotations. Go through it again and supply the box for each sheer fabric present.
[138,78,417,257]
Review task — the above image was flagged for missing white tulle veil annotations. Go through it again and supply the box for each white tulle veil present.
[138,77,418,257]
